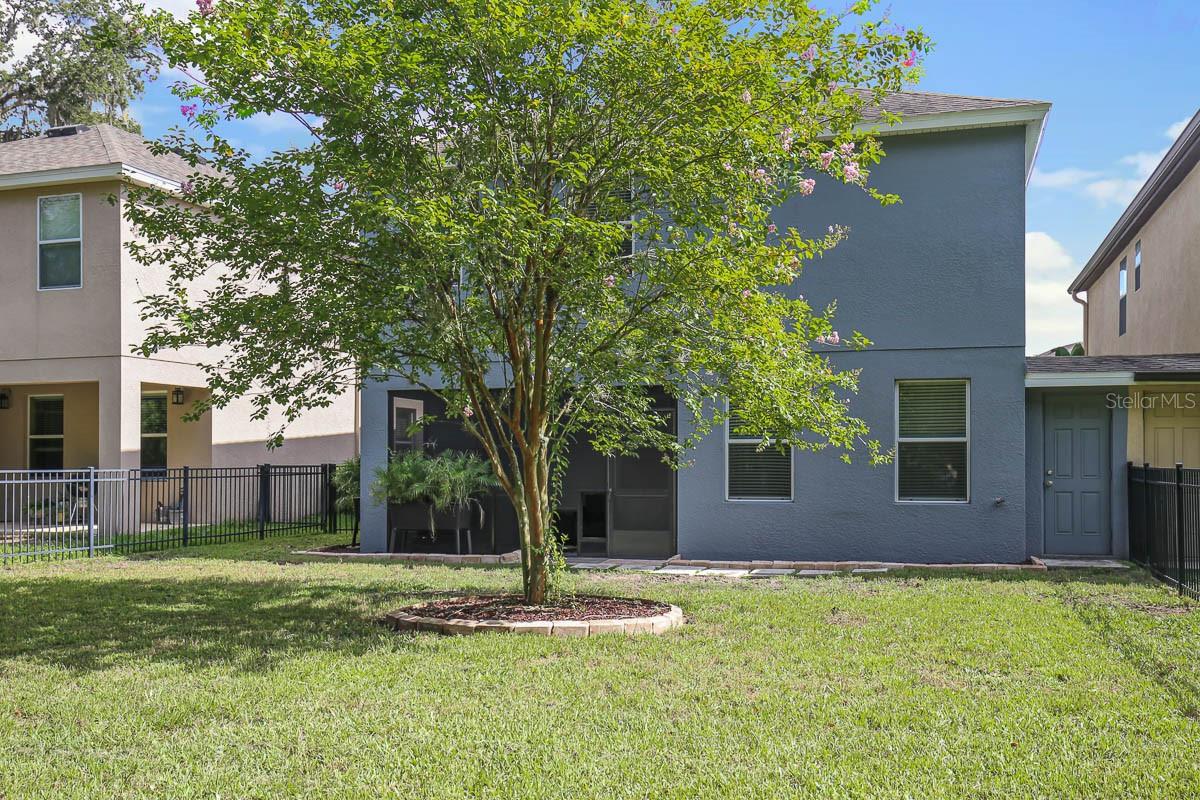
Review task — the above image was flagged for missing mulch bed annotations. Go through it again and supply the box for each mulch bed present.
[312,544,359,554]
[404,594,670,622]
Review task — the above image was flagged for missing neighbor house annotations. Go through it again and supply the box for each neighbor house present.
[359,91,1075,564]
[1022,109,1200,558]
[0,124,358,472]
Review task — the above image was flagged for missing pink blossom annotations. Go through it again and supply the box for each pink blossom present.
[829,331,841,345]
[721,161,732,171]
[179,179,194,195]
[740,89,752,104]
[196,0,213,14]
[462,405,474,418]
[742,289,752,298]
[815,335,827,344]
[333,180,346,191]
[839,142,855,156]
[819,151,835,170]
[767,223,777,234]
[798,178,816,196]
[750,168,772,185]
[180,103,198,120]
[843,162,861,182]
[778,127,794,152]
[671,24,680,34]
[902,50,916,68]
[800,44,817,61]
[604,274,617,288]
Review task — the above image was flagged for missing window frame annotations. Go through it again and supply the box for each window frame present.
[894,379,970,505]
[140,391,169,472]
[388,396,424,455]
[1134,240,1142,291]
[36,192,84,291]
[724,403,794,503]
[27,394,65,471]
[1118,256,1128,336]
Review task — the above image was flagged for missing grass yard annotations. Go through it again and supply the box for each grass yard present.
[3,535,1200,798]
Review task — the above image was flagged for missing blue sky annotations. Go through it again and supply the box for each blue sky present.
[130,0,1200,354]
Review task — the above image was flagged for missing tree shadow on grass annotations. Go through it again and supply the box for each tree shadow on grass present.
[0,574,461,676]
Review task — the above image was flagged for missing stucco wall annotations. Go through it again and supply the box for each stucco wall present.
[0,382,99,468]
[359,125,1032,561]
[1085,158,1200,355]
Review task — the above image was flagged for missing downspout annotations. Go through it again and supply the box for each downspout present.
[1071,290,1088,354]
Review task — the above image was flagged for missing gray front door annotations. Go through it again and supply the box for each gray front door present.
[1043,394,1111,555]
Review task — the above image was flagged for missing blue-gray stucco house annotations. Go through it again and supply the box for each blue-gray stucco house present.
[360,90,1071,565]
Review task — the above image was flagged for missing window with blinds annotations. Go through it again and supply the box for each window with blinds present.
[896,380,969,502]
[726,407,792,501]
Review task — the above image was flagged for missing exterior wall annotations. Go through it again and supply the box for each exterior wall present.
[1024,387,1129,558]
[1085,159,1200,355]
[1123,382,1200,468]
[0,182,123,362]
[0,180,359,470]
[0,382,99,468]
[360,125,1034,562]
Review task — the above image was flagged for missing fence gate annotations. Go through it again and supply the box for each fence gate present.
[1,463,351,561]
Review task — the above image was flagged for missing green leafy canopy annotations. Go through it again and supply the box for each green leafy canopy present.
[127,0,928,599]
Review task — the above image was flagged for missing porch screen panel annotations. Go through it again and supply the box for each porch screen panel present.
[28,396,64,470]
[897,381,969,502]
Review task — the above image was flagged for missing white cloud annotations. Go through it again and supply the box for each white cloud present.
[1025,232,1083,354]
[1030,167,1101,189]
[1082,177,1146,207]
[1119,148,1167,179]
[143,0,196,19]
[1166,116,1192,141]
[246,112,305,134]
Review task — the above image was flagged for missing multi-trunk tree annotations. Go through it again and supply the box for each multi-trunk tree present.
[129,0,927,603]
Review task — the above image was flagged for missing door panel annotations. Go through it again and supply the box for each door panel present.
[1044,395,1111,555]
[1145,400,1200,468]
[608,411,676,558]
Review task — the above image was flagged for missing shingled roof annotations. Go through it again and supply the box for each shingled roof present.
[0,124,202,186]
[1027,354,1200,377]
[862,89,1048,121]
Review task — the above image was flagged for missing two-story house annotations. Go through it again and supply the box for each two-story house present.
[359,91,1061,564]
[1023,109,1200,561]
[0,124,358,472]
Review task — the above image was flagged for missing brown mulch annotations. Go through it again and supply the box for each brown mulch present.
[402,594,670,622]
[312,544,359,553]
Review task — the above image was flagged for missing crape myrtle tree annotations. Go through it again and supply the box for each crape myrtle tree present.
[128,0,928,603]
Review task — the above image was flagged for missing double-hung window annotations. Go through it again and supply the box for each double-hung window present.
[390,397,424,453]
[28,396,65,470]
[38,194,83,290]
[896,380,969,503]
[140,393,168,471]
[1118,257,1128,336]
[726,406,792,501]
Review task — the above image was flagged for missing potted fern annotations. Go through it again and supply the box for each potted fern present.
[372,449,499,553]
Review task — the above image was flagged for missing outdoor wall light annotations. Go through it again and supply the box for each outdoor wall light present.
[0,389,9,410]
[171,387,185,406]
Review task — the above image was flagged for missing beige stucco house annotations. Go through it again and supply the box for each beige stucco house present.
[1033,108,1200,469]
[0,124,358,471]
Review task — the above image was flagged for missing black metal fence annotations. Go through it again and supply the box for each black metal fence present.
[1,463,355,561]
[1129,462,1200,597]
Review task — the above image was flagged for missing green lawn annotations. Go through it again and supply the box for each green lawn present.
[3,535,1200,798]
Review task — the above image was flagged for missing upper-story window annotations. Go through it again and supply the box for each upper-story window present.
[37,194,83,290]
[1134,240,1142,290]
[1118,257,1128,336]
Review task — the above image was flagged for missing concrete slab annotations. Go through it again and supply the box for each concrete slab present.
[655,566,705,575]
[795,569,837,577]
[748,568,795,578]
[699,568,751,578]
[852,567,889,574]
[1041,558,1129,569]
[570,562,614,571]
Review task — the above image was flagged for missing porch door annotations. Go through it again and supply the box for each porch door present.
[608,411,675,558]
[1043,395,1111,555]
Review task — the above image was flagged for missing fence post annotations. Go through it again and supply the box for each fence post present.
[87,467,96,557]
[258,464,271,539]
[329,463,340,534]
[1177,462,1186,595]
[1144,462,1151,567]
[181,466,191,547]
